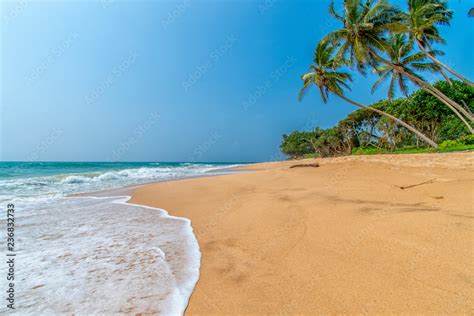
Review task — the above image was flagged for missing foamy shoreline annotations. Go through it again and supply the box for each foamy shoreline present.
[2,195,201,315]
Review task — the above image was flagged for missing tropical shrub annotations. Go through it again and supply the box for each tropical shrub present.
[439,135,474,150]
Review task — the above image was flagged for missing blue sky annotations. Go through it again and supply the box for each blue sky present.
[1,0,473,162]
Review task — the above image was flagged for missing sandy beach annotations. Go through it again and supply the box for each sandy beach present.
[130,152,474,314]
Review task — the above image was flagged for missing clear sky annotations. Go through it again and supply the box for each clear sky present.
[1,0,473,162]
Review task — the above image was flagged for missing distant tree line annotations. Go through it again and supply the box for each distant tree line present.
[281,79,473,159]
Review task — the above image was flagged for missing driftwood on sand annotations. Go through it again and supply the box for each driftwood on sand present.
[289,163,319,169]
[395,178,436,190]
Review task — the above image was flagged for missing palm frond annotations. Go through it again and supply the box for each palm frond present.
[298,41,352,105]
[397,73,409,96]
[410,62,440,72]
[329,1,345,22]
[427,49,445,57]
[388,73,397,100]
[371,69,391,94]
[403,51,427,63]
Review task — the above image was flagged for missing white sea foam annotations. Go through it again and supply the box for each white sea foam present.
[0,164,239,199]
[0,196,201,315]
[0,163,241,315]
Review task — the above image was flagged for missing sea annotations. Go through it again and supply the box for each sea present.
[0,162,239,315]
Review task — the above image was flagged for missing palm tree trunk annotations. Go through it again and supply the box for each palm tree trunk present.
[418,41,474,88]
[406,70,474,121]
[417,41,453,86]
[368,48,474,122]
[335,93,438,148]
[420,87,474,134]
[462,100,473,115]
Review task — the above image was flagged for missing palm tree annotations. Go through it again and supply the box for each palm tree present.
[299,40,438,148]
[372,33,473,133]
[324,0,473,122]
[372,33,440,98]
[405,0,473,87]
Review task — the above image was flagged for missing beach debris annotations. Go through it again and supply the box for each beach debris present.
[289,163,319,169]
[395,178,436,190]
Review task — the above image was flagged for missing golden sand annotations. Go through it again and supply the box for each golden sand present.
[130,152,474,314]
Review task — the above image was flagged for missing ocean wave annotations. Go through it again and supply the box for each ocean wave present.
[96,172,121,181]
[0,163,239,198]
[60,175,91,184]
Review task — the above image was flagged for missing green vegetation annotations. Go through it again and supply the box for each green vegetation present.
[282,80,474,159]
[438,134,474,150]
[286,0,474,159]
[352,146,433,155]
[352,142,474,155]
[281,128,352,159]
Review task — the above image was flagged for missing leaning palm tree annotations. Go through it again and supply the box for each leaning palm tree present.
[299,40,438,148]
[372,33,440,98]
[405,0,473,87]
[324,0,473,122]
[372,33,473,133]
